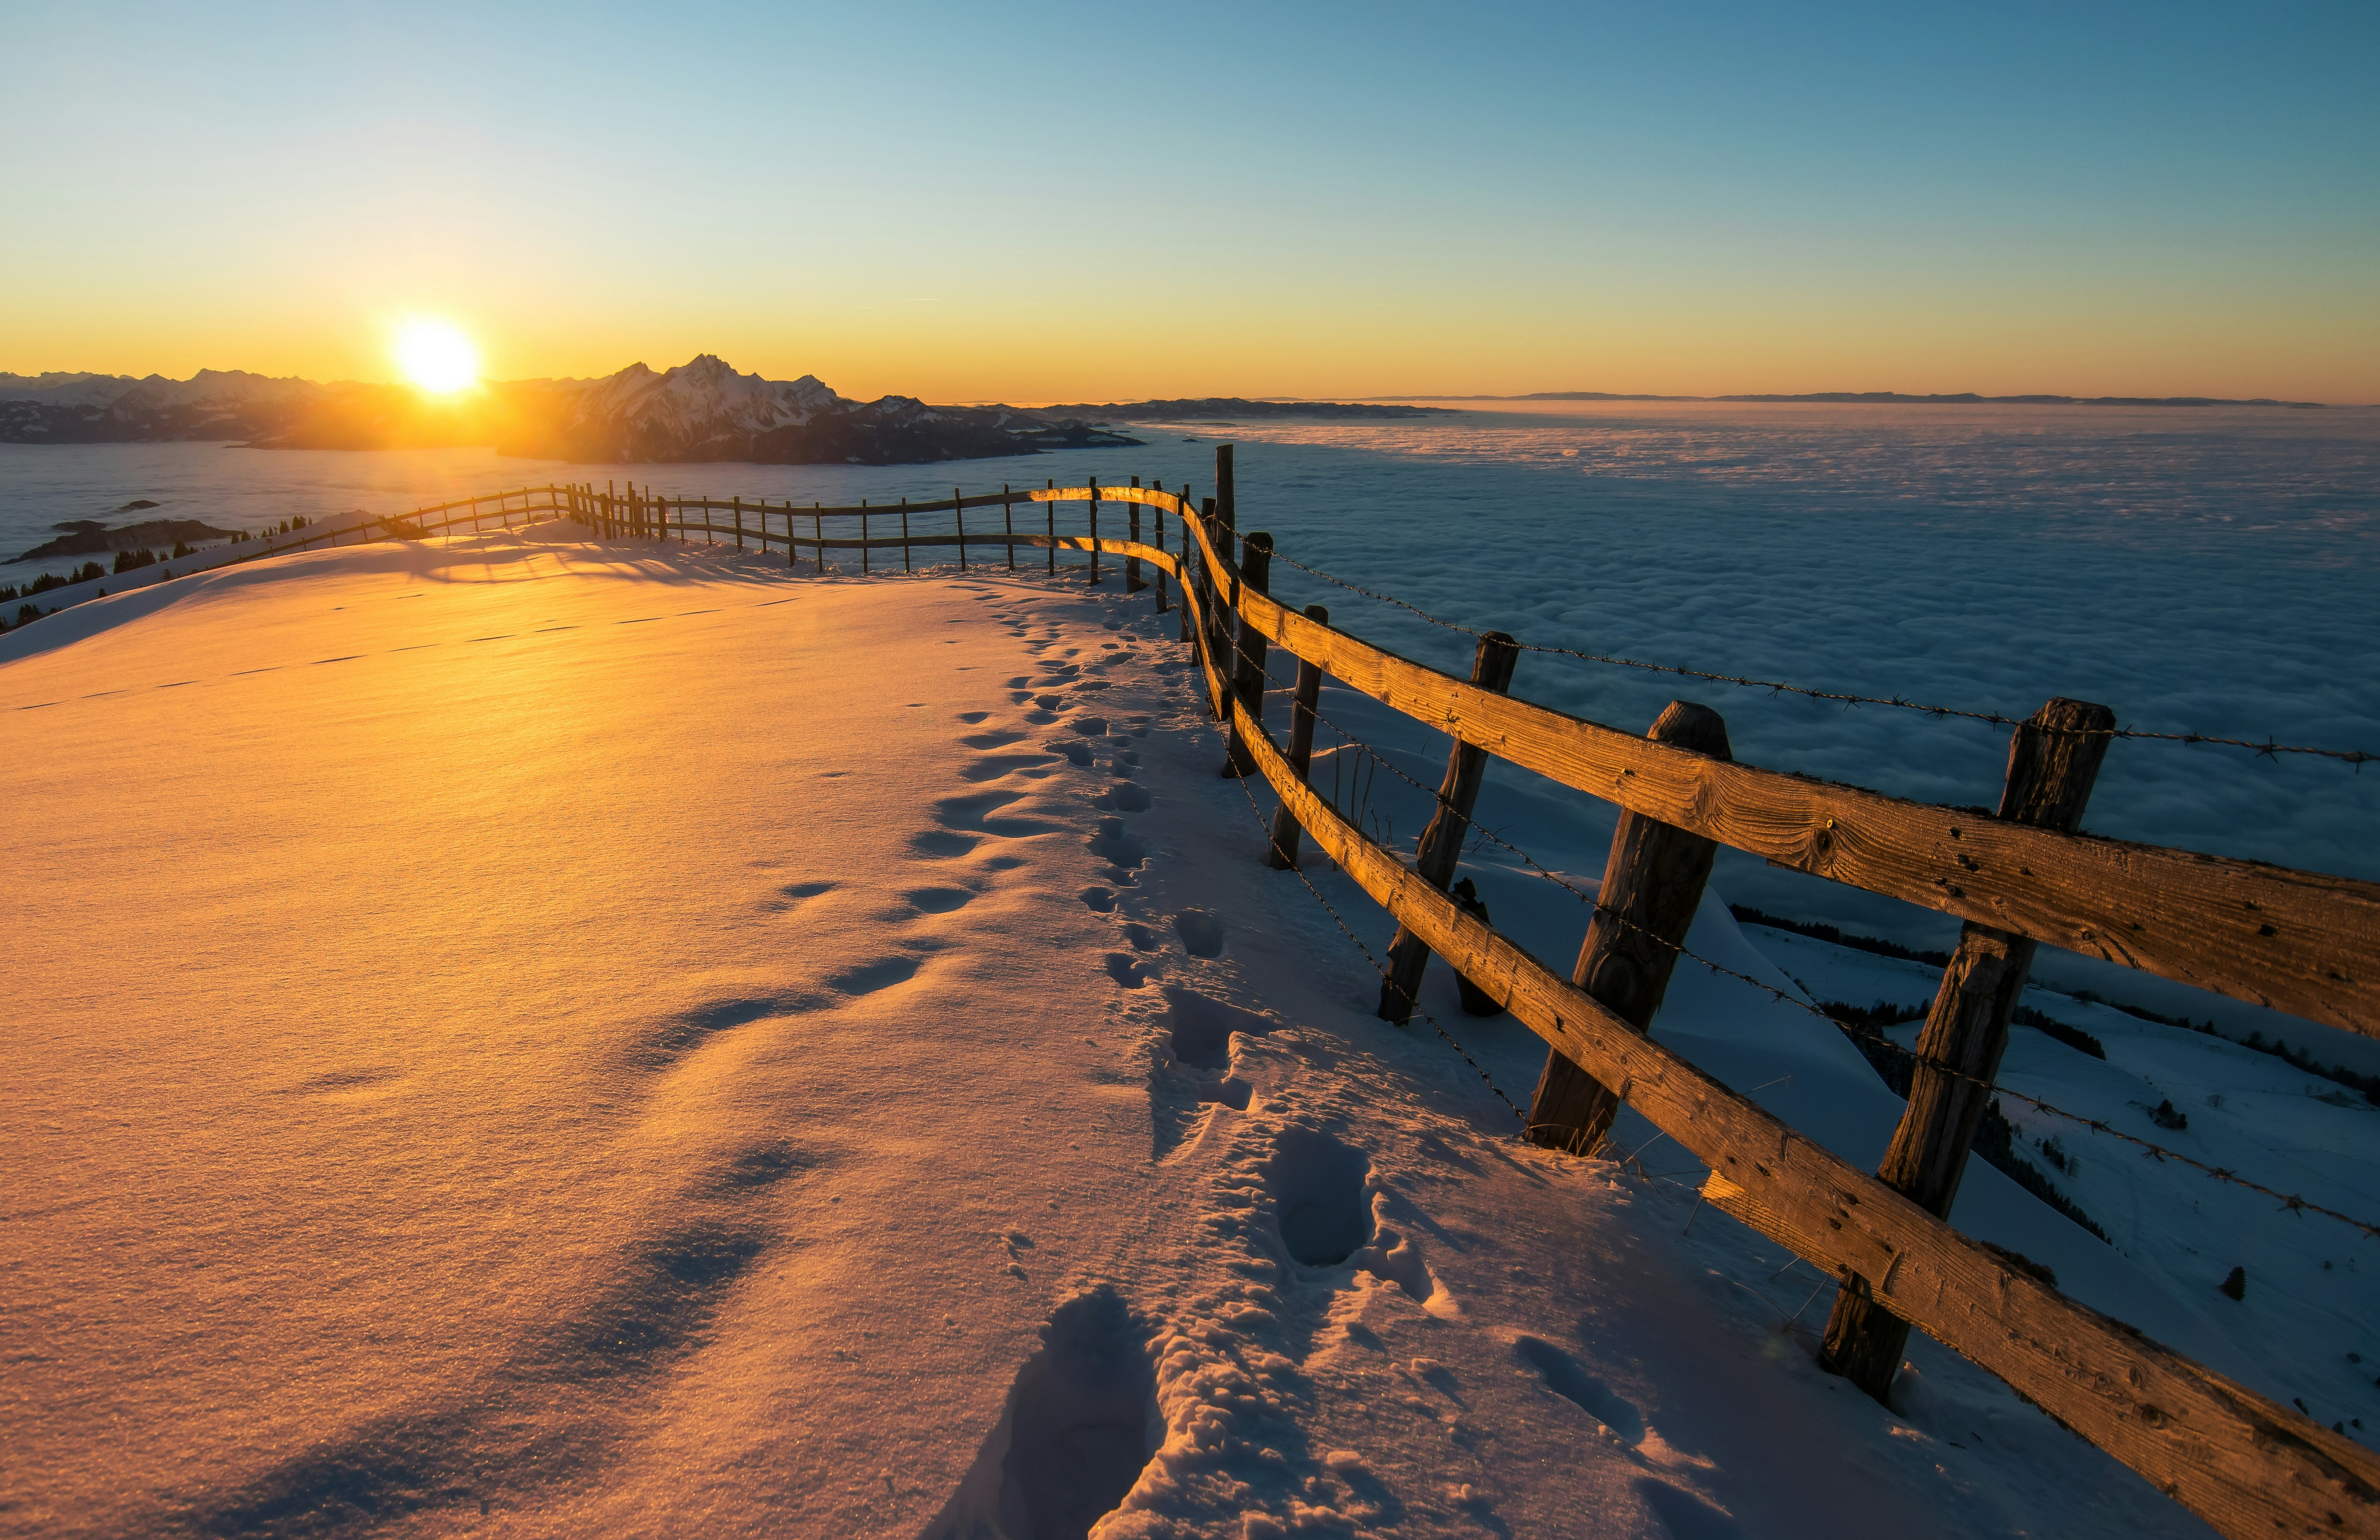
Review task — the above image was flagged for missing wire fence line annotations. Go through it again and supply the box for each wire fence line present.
[1218,737,1529,1128]
[1259,545,2377,769]
[1236,643,2380,1239]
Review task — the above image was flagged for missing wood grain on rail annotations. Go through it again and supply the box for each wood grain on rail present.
[1237,697,2380,1540]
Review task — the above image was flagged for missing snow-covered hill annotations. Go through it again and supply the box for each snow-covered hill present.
[11,523,2363,1537]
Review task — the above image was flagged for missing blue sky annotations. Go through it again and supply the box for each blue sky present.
[5,1,2373,398]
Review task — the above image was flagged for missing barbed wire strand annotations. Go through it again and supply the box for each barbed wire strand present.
[1214,709,1528,1132]
[1248,653,2380,1239]
[1259,545,2374,768]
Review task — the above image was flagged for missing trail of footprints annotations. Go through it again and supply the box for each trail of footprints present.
[921,588,1476,1537]
[616,581,1679,1539]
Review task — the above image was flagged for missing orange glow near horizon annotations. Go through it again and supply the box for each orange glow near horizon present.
[393,319,481,395]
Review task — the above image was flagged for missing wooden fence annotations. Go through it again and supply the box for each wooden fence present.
[222,465,2378,1537]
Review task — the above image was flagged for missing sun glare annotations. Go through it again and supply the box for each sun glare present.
[394,318,480,394]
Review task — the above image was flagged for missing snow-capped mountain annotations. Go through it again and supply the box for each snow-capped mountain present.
[522,354,852,461]
[497,356,1140,465]
[0,369,322,442]
[0,356,1140,465]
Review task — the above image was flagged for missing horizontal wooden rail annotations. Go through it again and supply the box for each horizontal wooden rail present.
[1140,488,2380,1037]
[1234,692,2380,1540]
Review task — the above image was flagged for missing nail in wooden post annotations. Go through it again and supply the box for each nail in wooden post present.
[955,488,967,571]
[1267,603,1330,869]
[1524,700,1732,1132]
[1820,697,2116,1404]
[1376,632,1525,1022]
[1089,477,1101,585]
[1003,485,1015,571]
[1127,477,1145,593]
[1221,532,1274,772]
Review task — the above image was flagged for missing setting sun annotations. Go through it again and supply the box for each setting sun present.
[393,318,480,393]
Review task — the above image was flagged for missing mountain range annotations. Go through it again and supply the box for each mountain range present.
[0,356,1143,465]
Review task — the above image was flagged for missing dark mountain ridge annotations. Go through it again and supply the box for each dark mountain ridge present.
[0,356,1142,465]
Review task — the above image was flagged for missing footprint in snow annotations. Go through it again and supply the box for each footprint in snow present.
[1171,908,1224,958]
[1267,1128,1373,1269]
[1514,1335,1646,1445]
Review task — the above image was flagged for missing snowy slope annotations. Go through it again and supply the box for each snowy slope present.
[7,525,2348,1538]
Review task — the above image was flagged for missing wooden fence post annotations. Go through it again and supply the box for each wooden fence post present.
[1046,480,1056,575]
[1177,486,1194,640]
[1088,477,1101,585]
[862,502,870,574]
[1525,701,1732,1145]
[1004,485,1015,571]
[955,488,967,572]
[1194,497,1222,680]
[1221,532,1274,774]
[1377,632,1524,1023]
[1127,477,1144,592]
[899,498,911,573]
[1153,498,1169,613]
[784,506,795,567]
[734,495,744,550]
[607,481,616,539]
[1821,696,2116,1402]
[1267,603,1330,869]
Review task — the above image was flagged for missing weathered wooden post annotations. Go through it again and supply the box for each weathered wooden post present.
[1207,453,1238,670]
[900,498,912,573]
[1267,603,1330,869]
[1088,476,1102,585]
[955,488,967,571]
[1377,632,1524,1023]
[1003,485,1015,571]
[861,501,870,575]
[1126,477,1145,593]
[1525,701,1732,1143]
[1046,479,1056,575]
[607,480,617,539]
[813,505,825,573]
[784,506,796,568]
[1177,485,1195,639]
[1221,532,1274,772]
[1193,497,1221,671]
[1820,697,2115,1402]
[1153,498,1169,614]
[734,496,744,550]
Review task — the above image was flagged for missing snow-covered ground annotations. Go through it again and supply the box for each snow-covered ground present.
[8,524,2371,1537]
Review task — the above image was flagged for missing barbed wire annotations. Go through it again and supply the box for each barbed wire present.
[1217,723,1527,1131]
[1248,654,2380,1239]
[1258,545,2375,768]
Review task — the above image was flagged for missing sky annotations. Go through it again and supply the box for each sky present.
[3,1,2374,402]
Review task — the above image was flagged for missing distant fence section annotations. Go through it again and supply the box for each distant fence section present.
[138,464,2380,1539]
